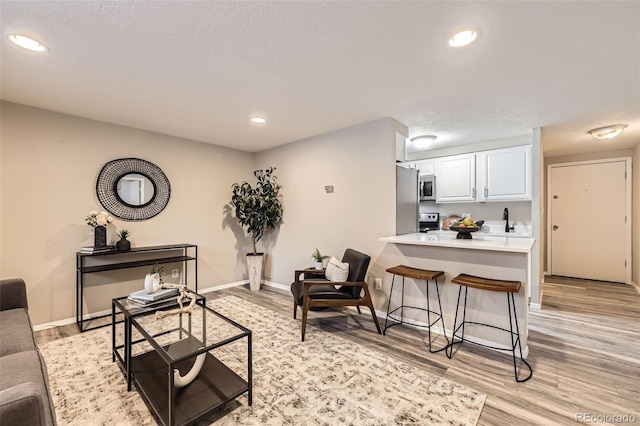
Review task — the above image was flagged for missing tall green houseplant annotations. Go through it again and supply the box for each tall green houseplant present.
[231,167,283,254]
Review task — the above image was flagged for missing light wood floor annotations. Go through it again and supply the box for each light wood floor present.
[36,276,640,425]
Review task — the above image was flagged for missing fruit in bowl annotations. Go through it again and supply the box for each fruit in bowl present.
[450,217,480,239]
[451,217,479,229]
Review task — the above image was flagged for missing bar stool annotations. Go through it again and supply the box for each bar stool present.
[383,265,448,353]
[446,273,533,382]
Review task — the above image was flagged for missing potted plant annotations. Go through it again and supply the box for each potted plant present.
[144,263,164,294]
[116,229,131,251]
[230,167,283,291]
[311,248,329,270]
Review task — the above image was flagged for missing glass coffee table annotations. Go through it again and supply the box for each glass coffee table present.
[112,291,252,426]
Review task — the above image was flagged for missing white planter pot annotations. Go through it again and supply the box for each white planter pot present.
[246,254,264,292]
[144,273,161,294]
[315,261,323,270]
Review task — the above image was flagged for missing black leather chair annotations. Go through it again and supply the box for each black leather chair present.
[291,248,382,341]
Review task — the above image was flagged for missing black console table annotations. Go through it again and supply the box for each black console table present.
[76,244,197,332]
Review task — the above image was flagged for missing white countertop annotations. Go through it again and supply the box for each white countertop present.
[379,231,535,253]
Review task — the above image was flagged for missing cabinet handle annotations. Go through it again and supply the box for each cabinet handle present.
[472,188,476,198]
[553,225,559,230]
[484,187,488,197]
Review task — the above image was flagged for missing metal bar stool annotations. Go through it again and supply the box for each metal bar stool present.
[383,265,448,353]
[446,273,533,382]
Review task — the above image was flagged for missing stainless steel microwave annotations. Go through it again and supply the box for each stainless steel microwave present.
[419,175,435,201]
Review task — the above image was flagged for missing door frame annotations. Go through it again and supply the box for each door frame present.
[546,157,632,284]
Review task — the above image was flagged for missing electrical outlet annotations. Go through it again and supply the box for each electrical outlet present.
[172,269,179,281]
[374,278,383,291]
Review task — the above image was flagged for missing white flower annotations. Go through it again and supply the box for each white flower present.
[85,210,114,228]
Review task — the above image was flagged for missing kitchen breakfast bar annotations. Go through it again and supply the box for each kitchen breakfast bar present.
[378,232,535,360]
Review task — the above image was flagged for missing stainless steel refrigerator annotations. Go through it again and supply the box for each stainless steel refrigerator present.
[396,165,419,235]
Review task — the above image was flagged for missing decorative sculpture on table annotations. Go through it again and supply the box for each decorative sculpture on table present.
[154,282,203,387]
[173,350,206,388]
[144,263,164,294]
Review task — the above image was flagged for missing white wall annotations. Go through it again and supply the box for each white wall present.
[0,102,255,325]
[254,118,399,309]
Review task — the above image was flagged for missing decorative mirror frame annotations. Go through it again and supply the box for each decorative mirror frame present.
[96,158,171,221]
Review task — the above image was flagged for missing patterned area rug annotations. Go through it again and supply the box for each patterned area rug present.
[39,296,485,425]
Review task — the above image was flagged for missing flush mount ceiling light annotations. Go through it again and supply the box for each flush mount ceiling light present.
[448,29,479,47]
[588,124,628,140]
[250,116,266,124]
[410,135,437,149]
[7,34,49,52]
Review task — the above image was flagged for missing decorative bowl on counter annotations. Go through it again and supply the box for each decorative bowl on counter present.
[450,226,480,239]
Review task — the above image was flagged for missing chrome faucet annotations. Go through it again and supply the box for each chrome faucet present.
[502,207,514,232]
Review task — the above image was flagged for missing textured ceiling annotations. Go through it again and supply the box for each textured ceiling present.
[1,1,639,156]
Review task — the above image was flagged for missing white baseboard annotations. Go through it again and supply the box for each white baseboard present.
[262,280,289,292]
[198,280,248,294]
[529,302,542,310]
[631,281,639,294]
[34,315,92,332]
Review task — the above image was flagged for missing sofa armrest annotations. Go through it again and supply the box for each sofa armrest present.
[0,278,28,311]
[0,382,48,426]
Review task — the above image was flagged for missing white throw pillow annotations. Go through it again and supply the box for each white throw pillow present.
[325,256,349,289]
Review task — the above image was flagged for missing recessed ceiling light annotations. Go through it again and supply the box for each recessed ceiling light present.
[250,116,266,124]
[410,135,437,149]
[588,124,628,140]
[7,34,49,52]
[448,29,478,47]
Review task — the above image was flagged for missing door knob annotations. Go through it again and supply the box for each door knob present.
[553,225,559,230]
[553,195,559,199]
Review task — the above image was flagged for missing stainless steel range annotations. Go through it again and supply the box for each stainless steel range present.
[419,213,440,232]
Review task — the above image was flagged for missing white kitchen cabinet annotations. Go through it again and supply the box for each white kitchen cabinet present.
[416,159,435,176]
[477,145,532,201]
[435,153,476,202]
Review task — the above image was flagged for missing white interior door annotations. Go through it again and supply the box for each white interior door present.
[549,160,628,283]
[118,178,142,205]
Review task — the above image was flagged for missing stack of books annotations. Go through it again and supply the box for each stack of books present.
[80,245,116,254]
[127,287,179,306]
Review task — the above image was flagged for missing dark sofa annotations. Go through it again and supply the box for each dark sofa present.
[0,278,56,426]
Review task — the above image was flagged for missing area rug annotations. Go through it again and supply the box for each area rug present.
[39,296,485,425]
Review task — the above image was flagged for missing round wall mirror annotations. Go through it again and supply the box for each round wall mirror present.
[96,158,170,221]
[116,173,156,206]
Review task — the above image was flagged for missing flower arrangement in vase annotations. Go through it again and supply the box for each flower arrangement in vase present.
[85,210,114,248]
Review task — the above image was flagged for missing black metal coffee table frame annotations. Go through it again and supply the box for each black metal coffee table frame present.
[112,293,252,426]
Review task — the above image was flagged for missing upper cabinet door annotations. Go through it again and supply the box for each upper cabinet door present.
[435,153,476,202]
[416,159,435,175]
[479,145,532,201]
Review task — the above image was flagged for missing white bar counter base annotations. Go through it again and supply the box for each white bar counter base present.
[378,231,535,359]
